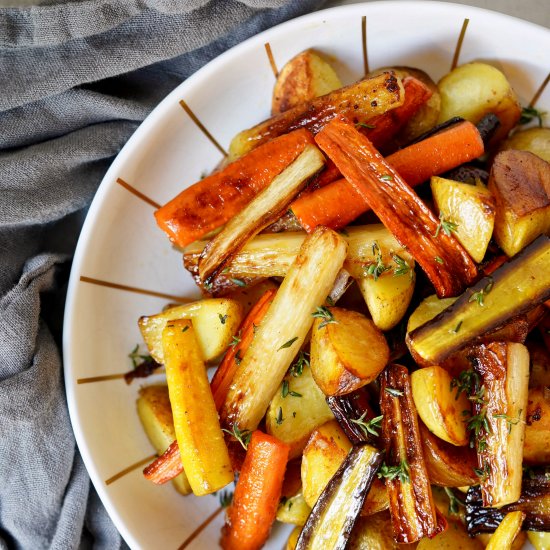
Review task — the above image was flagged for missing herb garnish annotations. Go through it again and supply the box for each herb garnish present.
[355,122,376,129]
[434,212,458,238]
[128,344,152,368]
[229,333,241,348]
[434,256,444,264]
[474,461,491,482]
[450,320,463,334]
[350,413,383,438]
[385,387,404,397]
[278,337,298,351]
[276,407,284,425]
[312,306,337,329]
[234,350,242,365]
[290,351,310,377]
[218,490,234,508]
[218,314,228,325]
[450,369,481,399]
[493,409,523,434]
[392,254,411,277]
[469,279,494,306]
[380,174,393,181]
[520,105,546,127]
[365,241,391,281]
[281,379,302,398]
[444,487,464,515]
[230,278,246,287]
[222,424,252,450]
[378,459,410,483]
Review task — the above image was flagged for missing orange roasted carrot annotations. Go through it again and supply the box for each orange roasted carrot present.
[315,118,478,298]
[155,128,315,248]
[220,431,290,550]
[211,288,276,410]
[143,290,277,484]
[291,120,484,232]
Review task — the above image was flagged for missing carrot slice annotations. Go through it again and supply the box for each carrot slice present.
[211,288,276,410]
[314,118,478,298]
[143,290,276,484]
[220,431,290,550]
[291,120,484,232]
[155,128,315,248]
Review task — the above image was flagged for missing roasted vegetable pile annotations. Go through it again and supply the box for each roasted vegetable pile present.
[129,48,550,549]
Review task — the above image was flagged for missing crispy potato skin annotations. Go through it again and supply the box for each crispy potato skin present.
[489,150,550,257]
[272,49,342,115]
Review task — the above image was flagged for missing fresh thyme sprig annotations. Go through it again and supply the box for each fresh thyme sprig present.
[312,306,337,329]
[520,105,546,127]
[450,369,481,399]
[493,409,523,434]
[229,333,241,348]
[385,387,404,398]
[468,278,494,306]
[474,461,491,482]
[128,344,151,368]
[290,350,310,377]
[434,212,458,238]
[444,487,465,515]
[281,379,302,398]
[392,254,412,277]
[365,241,391,281]
[378,459,410,483]
[222,424,252,450]
[278,337,298,351]
[350,413,383,438]
[218,490,234,508]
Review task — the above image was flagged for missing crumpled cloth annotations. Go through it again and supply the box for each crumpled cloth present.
[0,1,326,548]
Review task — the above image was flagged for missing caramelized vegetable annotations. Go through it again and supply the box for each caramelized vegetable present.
[465,468,550,534]
[198,144,325,284]
[277,493,312,526]
[407,235,550,366]
[221,227,347,432]
[489,149,550,257]
[524,386,550,464]
[228,71,404,160]
[162,319,233,495]
[221,431,290,550]
[296,443,382,550]
[155,128,315,247]
[315,117,478,298]
[485,511,525,550]
[469,342,529,507]
[380,364,440,543]
[310,307,389,396]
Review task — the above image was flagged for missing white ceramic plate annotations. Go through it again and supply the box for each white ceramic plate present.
[63,2,550,548]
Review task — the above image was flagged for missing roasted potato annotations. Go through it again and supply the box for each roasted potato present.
[276,493,312,526]
[360,477,389,516]
[477,531,527,550]
[431,176,496,263]
[356,268,416,331]
[407,293,457,333]
[348,511,411,550]
[500,127,550,163]
[528,340,550,388]
[417,520,483,550]
[286,526,302,550]
[437,62,521,143]
[136,385,192,495]
[272,49,342,115]
[524,386,550,464]
[488,149,550,257]
[138,298,243,364]
[310,307,389,396]
[485,511,525,550]
[266,364,334,459]
[411,365,470,445]
[528,531,550,550]
[301,420,351,508]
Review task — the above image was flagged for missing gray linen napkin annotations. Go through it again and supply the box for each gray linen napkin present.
[0,1,326,548]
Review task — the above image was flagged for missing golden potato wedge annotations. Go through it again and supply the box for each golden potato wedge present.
[438,62,521,143]
[276,493,312,526]
[501,127,550,163]
[528,531,550,550]
[417,520,483,550]
[419,421,478,487]
[301,420,352,508]
[348,511,410,550]
[431,176,496,263]
[266,364,334,459]
[360,477,389,516]
[528,341,550,388]
[411,365,470,445]
[488,150,550,257]
[356,267,416,331]
[524,386,550,464]
[138,298,243,364]
[485,511,525,550]
[272,49,342,115]
[310,307,389,396]
[136,385,192,495]
[477,531,527,550]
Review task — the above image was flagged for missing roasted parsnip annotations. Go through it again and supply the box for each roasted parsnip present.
[228,71,404,160]
[220,227,347,431]
[485,511,525,550]
[296,443,382,550]
[407,235,550,366]
[138,298,242,364]
[469,342,529,507]
[198,144,325,283]
[380,364,440,543]
[162,319,233,495]
[315,117,478,298]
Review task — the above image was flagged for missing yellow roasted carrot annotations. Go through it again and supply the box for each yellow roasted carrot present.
[162,319,233,495]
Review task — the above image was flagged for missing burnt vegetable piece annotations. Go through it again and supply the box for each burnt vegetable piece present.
[465,468,550,535]
[314,117,478,298]
[296,443,382,550]
[468,342,529,507]
[380,364,441,543]
[407,234,550,366]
